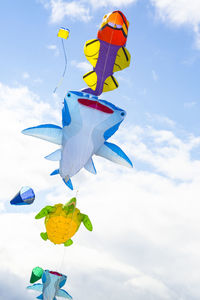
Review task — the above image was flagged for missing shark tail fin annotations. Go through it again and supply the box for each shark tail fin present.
[63,177,73,190]
[36,295,43,299]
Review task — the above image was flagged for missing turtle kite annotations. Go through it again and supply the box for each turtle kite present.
[35,198,93,246]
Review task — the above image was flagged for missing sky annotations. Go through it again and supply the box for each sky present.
[1,0,200,299]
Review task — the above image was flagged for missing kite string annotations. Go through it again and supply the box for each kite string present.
[57,199,77,274]
[56,16,117,275]
[53,38,67,93]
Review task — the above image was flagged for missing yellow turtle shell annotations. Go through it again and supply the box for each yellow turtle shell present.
[45,204,82,244]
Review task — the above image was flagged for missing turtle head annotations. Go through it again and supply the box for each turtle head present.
[63,197,76,213]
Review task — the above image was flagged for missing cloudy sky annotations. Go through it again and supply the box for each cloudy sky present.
[1,0,200,299]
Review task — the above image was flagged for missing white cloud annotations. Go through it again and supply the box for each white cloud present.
[40,0,137,23]
[120,125,200,181]
[0,82,60,201]
[44,0,92,23]
[146,113,175,127]
[0,202,5,212]
[150,0,200,49]
[152,69,158,81]
[2,80,200,299]
[22,72,30,79]
[47,44,59,56]
[127,275,175,299]
[88,0,137,8]
[71,60,91,72]
[33,77,43,84]
[184,101,196,108]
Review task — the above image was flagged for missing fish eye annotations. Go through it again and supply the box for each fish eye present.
[121,112,125,116]
[67,93,71,97]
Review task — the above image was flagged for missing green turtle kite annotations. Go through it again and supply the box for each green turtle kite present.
[35,198,93,246]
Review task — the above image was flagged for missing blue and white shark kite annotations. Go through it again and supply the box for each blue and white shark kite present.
[27,269,72,300]
[22,91,132,190]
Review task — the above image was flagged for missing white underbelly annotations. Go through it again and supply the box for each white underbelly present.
[60,131,94,178]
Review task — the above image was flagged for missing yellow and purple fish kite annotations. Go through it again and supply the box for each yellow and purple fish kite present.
[82,10,131,96]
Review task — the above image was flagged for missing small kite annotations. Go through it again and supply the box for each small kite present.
[27,267,72,299]
[10,186,35,205]
[82,10,131,96]
[22,90,132,190]
[35,198,92,246]
[54,27,70,93]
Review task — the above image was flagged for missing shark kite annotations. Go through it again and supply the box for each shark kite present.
[22,90,132,190]
[27,268,72,299]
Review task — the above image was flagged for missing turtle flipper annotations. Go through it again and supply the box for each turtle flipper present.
[35,206,56,219]
[81,214,93,231]
[40,232,48,241]
[64,239,73,247]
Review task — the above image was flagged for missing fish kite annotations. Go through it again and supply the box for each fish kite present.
[22,90,133,190]
[27,267,72,299]
[10,186,35,205]
[82,10,131,96]
[35,197,92,246]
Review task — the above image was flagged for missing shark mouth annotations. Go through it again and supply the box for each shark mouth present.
[50,271,62,277]
[78,98,114,114]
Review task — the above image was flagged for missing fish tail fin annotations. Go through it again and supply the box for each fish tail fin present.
[83,70,97,91]
[103,75,118,92]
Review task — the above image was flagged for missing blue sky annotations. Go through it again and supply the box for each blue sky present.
[1,0,200,134]
[1,1,200,299]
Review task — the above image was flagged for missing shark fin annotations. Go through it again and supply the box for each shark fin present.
[27,283,43,292]
[96,142,133,168]
[50,169,60,176]
[83,71,97,91]
[113,47,131,72]
[103,75,118,92]
[84,158,97,174]
[84,39,100,67]
[22,124,62,145]
[63,177,73,190]
[36,295,43,299]
[45,149,61,161]
[56,289,72,299]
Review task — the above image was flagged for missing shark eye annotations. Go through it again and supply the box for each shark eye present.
[67,93,71,97]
